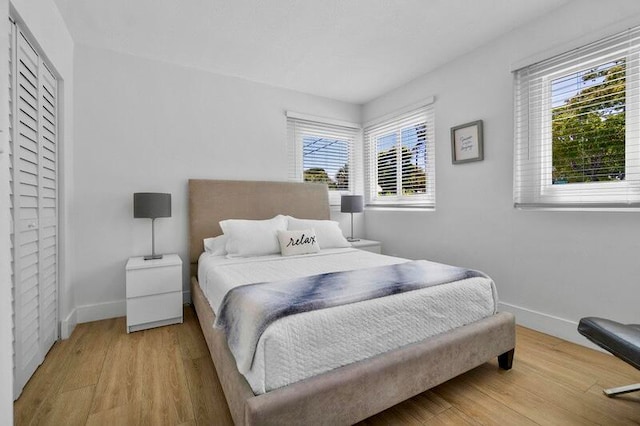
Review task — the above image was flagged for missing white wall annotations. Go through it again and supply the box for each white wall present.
[363,0,640,345]
[72,45,361,321]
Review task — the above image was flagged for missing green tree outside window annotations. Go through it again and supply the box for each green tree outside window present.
[552,60,626,184]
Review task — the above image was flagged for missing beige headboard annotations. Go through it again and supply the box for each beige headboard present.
[188,179,330,275]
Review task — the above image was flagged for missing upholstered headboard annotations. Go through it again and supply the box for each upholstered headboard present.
[188,179,330,276]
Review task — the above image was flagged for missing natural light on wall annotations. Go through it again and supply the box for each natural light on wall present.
[514,26,640,208]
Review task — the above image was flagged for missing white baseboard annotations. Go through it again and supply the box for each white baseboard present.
[60,308,77,339]
[72,290,192,326]
[67,295,602,353]
[499,301,602,352]
[76,300,126,324]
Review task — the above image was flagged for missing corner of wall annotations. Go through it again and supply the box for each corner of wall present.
[498,301,602,352]
[60,308,77,339]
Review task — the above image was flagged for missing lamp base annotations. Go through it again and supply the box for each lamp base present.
[347,237,360,242]
[144,254,163,260]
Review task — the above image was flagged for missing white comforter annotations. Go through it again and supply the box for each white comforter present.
[198,248,497,394]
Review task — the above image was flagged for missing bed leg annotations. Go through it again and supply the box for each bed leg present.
[498,348,514,370]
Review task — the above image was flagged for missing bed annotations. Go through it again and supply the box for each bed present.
[188,179,515,425]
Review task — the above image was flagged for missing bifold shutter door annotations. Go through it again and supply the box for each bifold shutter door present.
[39,63,57,352]
[10,20,59,399]
[9,17,16,399]
[13,24,43,399]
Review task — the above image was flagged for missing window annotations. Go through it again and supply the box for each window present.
[287,112,359,204]
[364,103,435,208]
[514,27,640,208]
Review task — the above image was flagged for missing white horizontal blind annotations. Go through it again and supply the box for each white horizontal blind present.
[287,114,358,198]
[514,26,640,208]
[364,104,435,207]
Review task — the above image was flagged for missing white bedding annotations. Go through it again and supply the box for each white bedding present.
[198,248,498,395]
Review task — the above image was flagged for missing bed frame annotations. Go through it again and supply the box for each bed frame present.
[188,179,515,425]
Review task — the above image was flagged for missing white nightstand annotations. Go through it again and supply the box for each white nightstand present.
[350,239,382,254]
[126,254,183,333]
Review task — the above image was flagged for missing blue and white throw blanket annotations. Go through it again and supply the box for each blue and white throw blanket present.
[215,260,486,373]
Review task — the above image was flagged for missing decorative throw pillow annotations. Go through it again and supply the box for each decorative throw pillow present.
[277,229,321,256]
[203,235,228,256]
[220,215,288,257]
[287,217,351,249]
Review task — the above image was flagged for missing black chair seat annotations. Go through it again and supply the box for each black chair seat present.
[578,317,640,371]
[578,317,640,397]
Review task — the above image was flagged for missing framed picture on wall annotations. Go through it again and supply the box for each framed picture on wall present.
[451,120,483,164]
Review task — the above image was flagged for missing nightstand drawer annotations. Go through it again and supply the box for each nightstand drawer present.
[126,265,181,298]
[127,292,182,327]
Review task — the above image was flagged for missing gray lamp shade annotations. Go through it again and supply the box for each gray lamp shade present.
[133,193,172,219]
[341,195,364,213]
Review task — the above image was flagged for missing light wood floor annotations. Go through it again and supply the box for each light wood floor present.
[14,306,640,425]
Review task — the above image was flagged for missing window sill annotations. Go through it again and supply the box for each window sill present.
[365,205,435,212]
[514,204,640,212]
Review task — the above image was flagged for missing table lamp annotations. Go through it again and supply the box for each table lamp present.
[134,192,171,260]
[341,194,364,242]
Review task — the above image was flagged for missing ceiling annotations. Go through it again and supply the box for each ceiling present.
[53,0,571,104]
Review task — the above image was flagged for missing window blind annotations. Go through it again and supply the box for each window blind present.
[514,26,640,208]
[287,113,359,199]
[364,104,435,208]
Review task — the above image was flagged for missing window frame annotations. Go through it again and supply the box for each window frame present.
[286,112,360,205]
[514,28,640,208]
[364,103,435,209]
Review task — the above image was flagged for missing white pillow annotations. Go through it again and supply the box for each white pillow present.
[203,235,227,256]
[277,229,320,256]
[287,217,351,249]
[220,215,288,257]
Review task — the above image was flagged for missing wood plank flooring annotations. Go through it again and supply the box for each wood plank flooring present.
[14,306,640,425]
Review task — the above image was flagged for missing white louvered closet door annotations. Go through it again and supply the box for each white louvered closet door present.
[9,20,59,400]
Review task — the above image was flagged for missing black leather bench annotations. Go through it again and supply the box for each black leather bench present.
[578,317,640,397]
